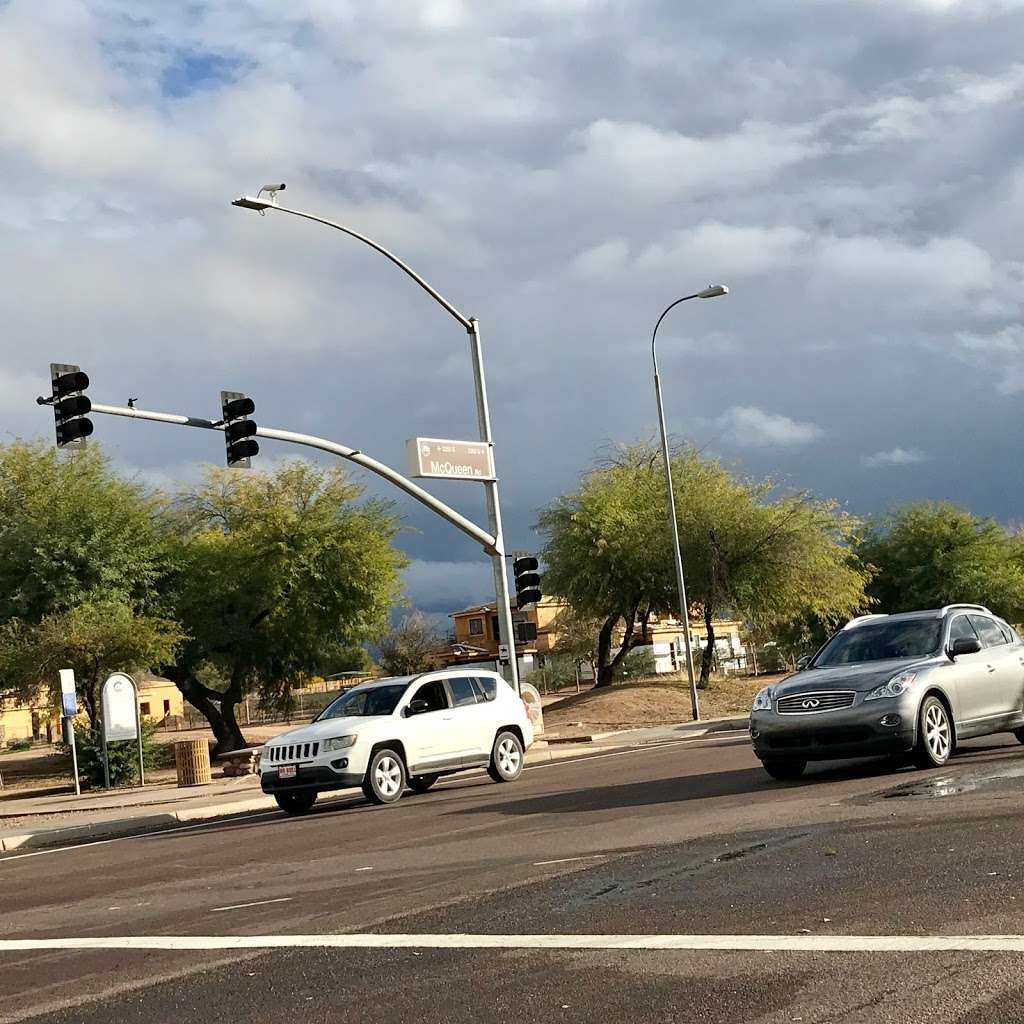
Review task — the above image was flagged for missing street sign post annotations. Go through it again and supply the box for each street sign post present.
[406,437,494,481]
[59,668,80,797]
[100,673,145,789]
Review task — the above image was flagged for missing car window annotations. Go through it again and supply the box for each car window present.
[815,619,942,665]
[317,683,408,720]
[471,677,497,702]
[410,680,449,713]
[447,677,478,708]
[969,615,1007,649]
[948,615,979,647]
[996,620,1016,644]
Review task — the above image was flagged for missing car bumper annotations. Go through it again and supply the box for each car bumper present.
[260,764,364,794]
[751,698,917,762]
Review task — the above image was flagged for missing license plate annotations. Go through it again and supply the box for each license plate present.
[278,765,297,779]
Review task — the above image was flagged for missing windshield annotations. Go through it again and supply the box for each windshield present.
[316,683,408,720]
[814,619,942,666]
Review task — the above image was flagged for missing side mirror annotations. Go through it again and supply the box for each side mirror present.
[407,698,430,716]
[949,636,982,659]
[796,655,811,671]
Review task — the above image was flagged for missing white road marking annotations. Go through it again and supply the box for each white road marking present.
[534,855,608,866]
[355,867,374,872]
[3,934,1024,953]
[210,897,292,913]
[0,812,274,863]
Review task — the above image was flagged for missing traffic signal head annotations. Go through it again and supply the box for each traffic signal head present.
[49,363,93,449]
[220,390,258,467]
[513,554,542,607]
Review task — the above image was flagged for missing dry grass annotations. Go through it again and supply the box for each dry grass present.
[542,673,784,736]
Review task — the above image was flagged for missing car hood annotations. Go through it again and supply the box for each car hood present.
[771,657,941,696]
[264,716,381,745]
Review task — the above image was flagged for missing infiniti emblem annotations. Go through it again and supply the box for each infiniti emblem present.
[801,698,821,709]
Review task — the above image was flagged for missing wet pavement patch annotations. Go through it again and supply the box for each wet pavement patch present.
[880,761,1024,800]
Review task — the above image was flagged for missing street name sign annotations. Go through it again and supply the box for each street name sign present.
[406,437,494,481]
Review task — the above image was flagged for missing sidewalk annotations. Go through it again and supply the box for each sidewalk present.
[0,717,749,854]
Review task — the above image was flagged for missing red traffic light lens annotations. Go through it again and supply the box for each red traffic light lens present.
[223,397,256,420]
[53,371,89,395]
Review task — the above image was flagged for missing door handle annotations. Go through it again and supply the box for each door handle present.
[987,665,996,673]
[442,715,455,721]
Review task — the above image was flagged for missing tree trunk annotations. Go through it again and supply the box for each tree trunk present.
[699,604,715,689]
[165,668,248,755]
[594,608,638,687]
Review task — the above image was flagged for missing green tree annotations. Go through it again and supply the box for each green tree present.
[162,461,406,753]
[377,612,439,676]
[0,442,168,623]
[857,502,1024,620]
[0,442,175,715]
[0,599,182,724]
[539,444,869,687]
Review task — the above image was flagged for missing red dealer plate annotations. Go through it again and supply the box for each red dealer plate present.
[278,765,297,779]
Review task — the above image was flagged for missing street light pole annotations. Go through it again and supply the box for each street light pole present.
[651,284,729,721]
[231,189,521,692]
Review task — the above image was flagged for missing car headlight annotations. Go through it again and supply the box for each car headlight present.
[752,687,772,712]
[865,671,918,701]
[322,735,358,752]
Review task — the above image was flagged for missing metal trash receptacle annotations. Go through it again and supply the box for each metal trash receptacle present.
[175,739,212,787]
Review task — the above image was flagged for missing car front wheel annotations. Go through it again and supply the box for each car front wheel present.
[488,731,524,783]
[761,759,806,781]
[363,748,407,805]
[275,791,317,816]
[914,696,953,768]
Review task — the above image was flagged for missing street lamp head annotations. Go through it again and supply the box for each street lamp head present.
[231,195,274,212]
[231,183,285,213]
[697,284,729,299]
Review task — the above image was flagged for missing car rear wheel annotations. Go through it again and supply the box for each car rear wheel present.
[363,748,406,805]
[488,731,524,782]
[914,696,953,768]
[760,759,806,781]
[408,773,439,794]
[275,791,317,816]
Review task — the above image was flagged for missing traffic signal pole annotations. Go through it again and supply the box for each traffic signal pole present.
[89,401,500,556]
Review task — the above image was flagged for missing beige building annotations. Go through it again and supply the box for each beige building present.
[0,674,185,746]
[437,597,748,679]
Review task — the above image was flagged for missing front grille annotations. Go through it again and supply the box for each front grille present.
[266,741,319,763]
[776,691,855,715]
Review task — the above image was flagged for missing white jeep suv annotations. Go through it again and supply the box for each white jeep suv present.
[260,670,534,814]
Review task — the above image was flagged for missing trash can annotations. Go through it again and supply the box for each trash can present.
[175,739,212,787]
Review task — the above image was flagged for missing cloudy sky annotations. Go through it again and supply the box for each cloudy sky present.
[4,0,1024,617]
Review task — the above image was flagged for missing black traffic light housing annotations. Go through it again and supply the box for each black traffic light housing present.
[513,555,542,608]
[221,391,259,467]
[48,363,93,448]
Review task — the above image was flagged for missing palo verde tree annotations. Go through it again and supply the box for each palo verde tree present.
[0,441,178,720]
[539,444,870,687]
[161,461,406,753]
[857,502,1024,621]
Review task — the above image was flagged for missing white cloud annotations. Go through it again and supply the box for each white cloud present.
[714,407,825,448]
[861,447,929,468]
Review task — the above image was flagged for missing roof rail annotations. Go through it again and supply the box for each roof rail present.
[841,613,888,630]
[940,603,991,615]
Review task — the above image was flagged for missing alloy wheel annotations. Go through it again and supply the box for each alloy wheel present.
[924,703,951,762]
[497,737,521,776]
[375,756,402,798]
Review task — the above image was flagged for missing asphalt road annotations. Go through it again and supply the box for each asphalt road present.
[3,732,1024,1023]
